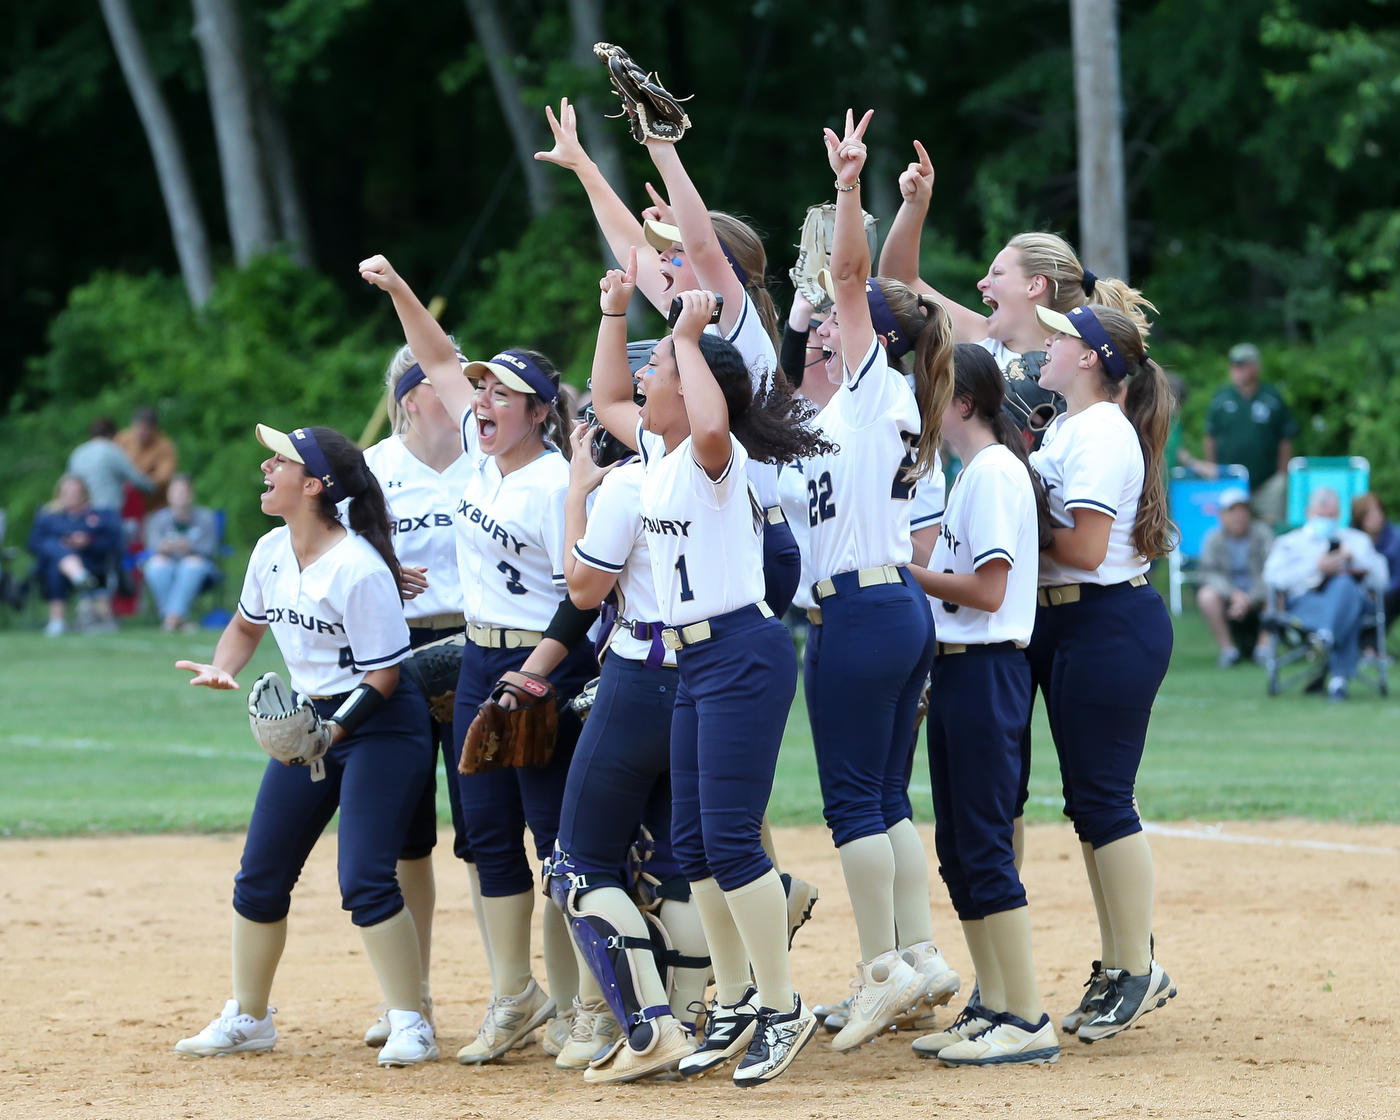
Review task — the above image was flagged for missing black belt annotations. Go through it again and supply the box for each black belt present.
[936,640,1021,657]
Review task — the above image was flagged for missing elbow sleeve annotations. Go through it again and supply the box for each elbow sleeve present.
[780,323,809,388]
[543,595,600,651]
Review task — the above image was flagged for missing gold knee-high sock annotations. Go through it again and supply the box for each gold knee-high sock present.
[724,869,794,1012]
[660,896,710,1024]
[396,855,435,984]
[760,815,780,870]
[542,896,579,1009]
[1092,832,1155,975]
[961,919,1003,1013]
[480,890,534,996]
[1012,816,1026,872]
[1080,841,1117,967]
[467,862,496,991]
[691,877,751,1005]
[360,908,423,1012]
[886,818,933,947]
[984,906,1042,1025]
[572,936,604,1003]
[837,833,898,960]
[231,913,286,1021]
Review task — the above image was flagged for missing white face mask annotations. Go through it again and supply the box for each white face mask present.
[1307,516,1339,540]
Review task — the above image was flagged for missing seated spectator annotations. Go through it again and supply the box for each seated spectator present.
[67,416,154,512]
[1197,487,1274,668]
[141,474,219,632]
[1353,492,1400,648]
[116,406,178,511]
[1263,488,1390,701]
[28,475,121,637]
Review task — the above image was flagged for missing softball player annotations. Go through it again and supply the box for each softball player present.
[1027,302,1178,1043]
[536,99,802,618]
[904,344,1058,1066]
[359,348,480,1048]
[588,266,832,1084]
[361,255,599,1064]
[791,111,959,1052]
[173,423,436,1068]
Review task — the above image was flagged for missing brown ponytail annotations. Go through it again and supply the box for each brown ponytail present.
[878,279,955,480]
[711,212,780,352]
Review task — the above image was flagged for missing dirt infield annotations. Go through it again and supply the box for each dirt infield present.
[3,822,1398,1120]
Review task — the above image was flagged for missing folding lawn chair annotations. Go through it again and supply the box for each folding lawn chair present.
[1261,582,1390,698]
[1166,465,1250,615]
[1284,456,1370,529]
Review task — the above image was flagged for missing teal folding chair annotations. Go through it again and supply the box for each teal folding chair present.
[1166,465,1250,615]
[1285,456,1370,528]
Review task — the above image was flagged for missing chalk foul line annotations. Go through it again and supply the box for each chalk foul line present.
[1142,821,1398,855]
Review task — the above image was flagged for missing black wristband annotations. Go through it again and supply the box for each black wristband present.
[780,322,809,388]
[601,311,627,317]
[328,682,388,738]
[543,595,600,650]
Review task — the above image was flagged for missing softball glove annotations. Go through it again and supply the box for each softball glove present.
[247,671,331,776]
[459,671,559,775]
[593,42,691,144]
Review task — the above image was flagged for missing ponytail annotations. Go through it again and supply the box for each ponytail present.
[1087,309,1179,561]
[710,212,780,350]
[876,279,955,481]
[952,344,1054,550]
[308,426,404,597]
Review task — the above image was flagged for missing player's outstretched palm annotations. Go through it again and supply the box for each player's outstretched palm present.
[823,108,874,188]
[535,99,589,170]
[176,660,239,690]
[599,246,638,315]
[899,139,935,204]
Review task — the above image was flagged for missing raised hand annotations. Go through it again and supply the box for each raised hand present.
[671,289,717,343]
[898,139,935,204]
[535,99,590,170]
[823,109,874,188]
[599,246,638,315]
[642,181,675,224]
[567,421,618,492]
[359,254,403,294]
[176,660,239,690]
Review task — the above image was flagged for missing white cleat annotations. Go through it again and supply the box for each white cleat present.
[732,993,818,1087]
[910,1000,994,1058]
[366,989,434,1047]
[542,1005,573,1058]
[937,1013,1060,1067]
[456,979,555,1064]
[901,940,961,1012]
[556,998,621,1070]
[377,1009,439,1067]
[583,1017,696,1084]
[830,949,926,1051]
[174,999,277,1057]
[782,874,820,948]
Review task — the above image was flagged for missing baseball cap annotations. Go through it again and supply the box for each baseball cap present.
[463,349,560,404]
[1228,343,1261,365]
[643,219,682,252]
[255,424,346,502]
[1034,304,1131,380]
[1218,487,1250,511]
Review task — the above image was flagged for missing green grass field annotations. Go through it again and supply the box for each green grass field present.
[0,610,1395,837]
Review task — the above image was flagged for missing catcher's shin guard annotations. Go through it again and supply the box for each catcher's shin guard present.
[545,847,671,1049]
[642,909,710,1005]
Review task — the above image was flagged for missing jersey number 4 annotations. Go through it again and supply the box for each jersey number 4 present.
[807,471,836,527]
[498,560,527,596]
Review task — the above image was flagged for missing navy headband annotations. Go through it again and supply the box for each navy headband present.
[394,363,428,402]
[493,349,560,404]
[866,280,913,360]
[289,427,347,501]
[1081,269,1098,297]
[1064,305,1131,380]
[718,239,749,288]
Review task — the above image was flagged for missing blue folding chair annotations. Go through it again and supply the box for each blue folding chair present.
[1166,465,1250,615]
[1285,456,1370,528]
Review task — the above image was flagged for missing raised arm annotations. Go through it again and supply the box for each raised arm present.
[877,140,993,344]
[645,140,745,335]
[175,612,265,690]
[825,109,877,370]
[535,99,671,315]
[358,255,473,423]
[592,249,643,448]
[562,423,622,609]
[672,291,731,478]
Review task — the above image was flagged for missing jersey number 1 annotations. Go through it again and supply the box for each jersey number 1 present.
[675,555,695,602]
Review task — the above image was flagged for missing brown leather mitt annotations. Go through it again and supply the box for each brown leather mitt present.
[459,671,558,775]
[593,42,691,144]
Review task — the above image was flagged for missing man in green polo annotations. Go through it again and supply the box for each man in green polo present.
[1204,343,1298,525]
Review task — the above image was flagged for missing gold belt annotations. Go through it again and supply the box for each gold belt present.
[661,602,775,651]
[812,564,902,602]
[1037,573,1148,608]
[408,611,465,629]
[466,623,543,649]
[765,506,787,525]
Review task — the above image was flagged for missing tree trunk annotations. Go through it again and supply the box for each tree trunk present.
[252,76,313,267]
[1071,0,1128,279]
[864,0,899,232]
[461,0,556,216]
[97,0,214,307]
[566,0,630,268]
[190,0,276,266]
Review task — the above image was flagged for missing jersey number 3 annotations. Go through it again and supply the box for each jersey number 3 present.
[807,471,836,527]
[498,560,527,596]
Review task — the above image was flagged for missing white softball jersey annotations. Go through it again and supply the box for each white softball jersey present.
[800,336,921,583]
[978,336,1018,372]
[571,461,677,666]
[237,527,411,697]
[1029,401,1149,587]
[777,461,816,611]
[638,432,765,627]
[363,434,474,619]
[708,292,781,510]
[929,444,1039,645]
[454,407,569,629]
[909,450,946,535]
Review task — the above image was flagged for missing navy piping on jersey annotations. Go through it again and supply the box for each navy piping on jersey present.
[238,601,265,621]
[573,545,625,572]
[911,509,945,529]
[725,297,749,343]
[973,547,1015,565]
[1065,497,1118,515]
[355,644,412,668]
[849,345,881,392]
[694,452,734,485]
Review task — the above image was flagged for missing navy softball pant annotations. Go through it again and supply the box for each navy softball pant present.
[233,679,434,927]
[452,638,597,897]
[805,570,935,847]
[762,518,802,619]
[671,606,797,891]
[556,654,680,896]
[399,626,470,863]
[1027,581,1174,849]
[927,645,1032,921]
